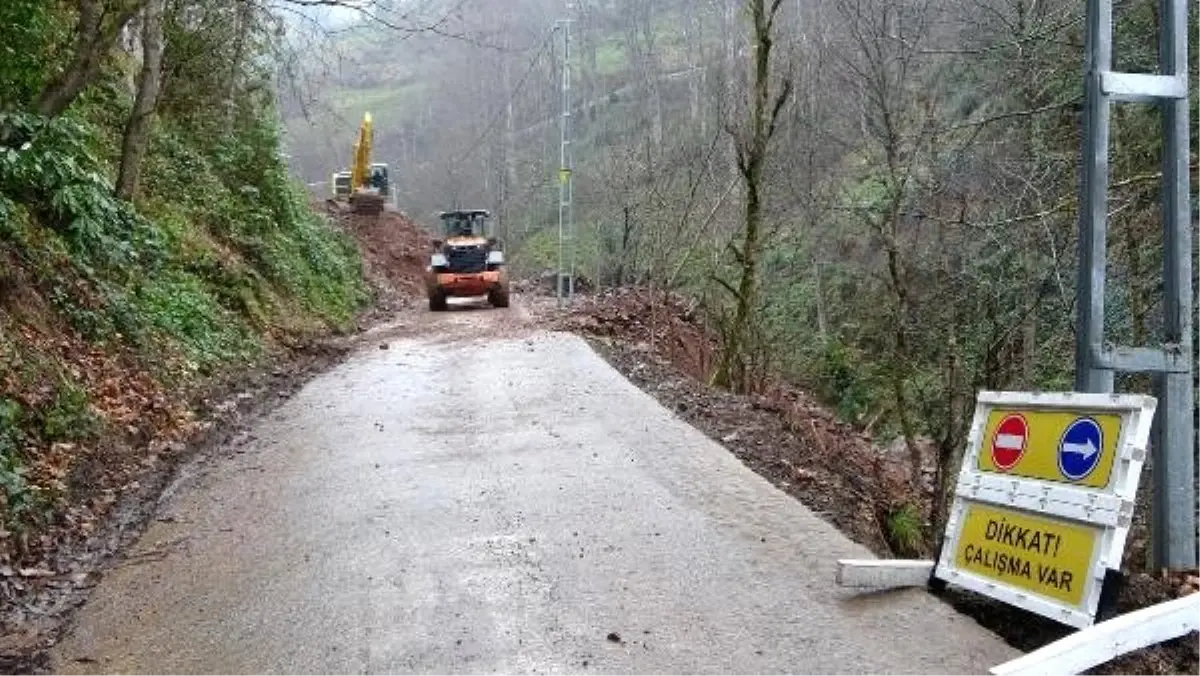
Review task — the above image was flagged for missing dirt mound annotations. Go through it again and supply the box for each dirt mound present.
[320,202,432,316]
[551,287,715,382]
[543,287,905,552]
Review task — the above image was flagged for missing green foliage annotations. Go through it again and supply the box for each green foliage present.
[513,228,563,273]
[839,171,892,212]
[0,398,37,530]
[0,192,15,233]
[0,95,369,356]
[0,398,25,461]
[512,223,602,279]
[0,0,58,110]
[885,502,925,557]
[133,270,259,372]
[0,112,168,272]
[182,109,368,328]
[257,210,367,324]
[594,39,628,75]
[817,339,875,424]
[42,380,100,443]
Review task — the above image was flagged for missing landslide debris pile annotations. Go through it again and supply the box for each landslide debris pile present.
[553,287,715,382]
[552,286,1198,676]
[548,287,920,552]
[321,204,432,313]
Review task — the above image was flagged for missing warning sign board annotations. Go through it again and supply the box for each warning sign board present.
[953,502,1100,608]
[935,391,1156,629]
[976,408,1123,488]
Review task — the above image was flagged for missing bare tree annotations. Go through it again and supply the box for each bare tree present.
[711,0,792,391]
[831,0,937,493]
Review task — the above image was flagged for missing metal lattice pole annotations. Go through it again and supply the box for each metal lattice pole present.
[1076,0,1195,569]
[555,18,573,308]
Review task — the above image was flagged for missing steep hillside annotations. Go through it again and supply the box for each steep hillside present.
[0,3,426,659]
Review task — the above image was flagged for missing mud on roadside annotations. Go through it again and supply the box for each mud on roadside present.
[0,338,359,674]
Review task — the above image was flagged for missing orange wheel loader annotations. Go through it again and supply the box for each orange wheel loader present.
[425,209,510,311]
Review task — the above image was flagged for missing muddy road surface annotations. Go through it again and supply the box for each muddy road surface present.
[51,299,1017,674]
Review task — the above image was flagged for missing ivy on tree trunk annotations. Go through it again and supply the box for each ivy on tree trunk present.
[116,0,164,201]
[712,0,792,392]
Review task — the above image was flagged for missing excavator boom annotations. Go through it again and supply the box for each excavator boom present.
[345,112,387,215]
[351,112,372,191]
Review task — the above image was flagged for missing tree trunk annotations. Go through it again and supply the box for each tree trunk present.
[814,259,828,339]
[224,0,255,126]
[37,0,146,118]
[712,0,790,392]
[616,205,632,287]
[115,0,164,201]
[713,177,763,390]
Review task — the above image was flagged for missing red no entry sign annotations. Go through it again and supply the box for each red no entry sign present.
[991,414,1028,470]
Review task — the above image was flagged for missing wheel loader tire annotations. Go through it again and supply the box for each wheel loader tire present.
[488,286,510,308]
[429,293,448,312]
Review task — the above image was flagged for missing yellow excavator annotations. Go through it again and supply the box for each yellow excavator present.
[334,112,389,215]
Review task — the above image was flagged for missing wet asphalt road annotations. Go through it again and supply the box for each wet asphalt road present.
[50,306,1018,674]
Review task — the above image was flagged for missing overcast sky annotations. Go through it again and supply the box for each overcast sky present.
[280,0,452,34]
[278,0,397,31]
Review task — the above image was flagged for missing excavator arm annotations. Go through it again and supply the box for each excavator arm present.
[346,112,385,215]
[351,112,373,191]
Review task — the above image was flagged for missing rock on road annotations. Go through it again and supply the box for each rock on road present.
[51,300,1017,674]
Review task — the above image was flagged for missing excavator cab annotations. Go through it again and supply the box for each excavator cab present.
[331,170,352,200]
[369,163,389,197]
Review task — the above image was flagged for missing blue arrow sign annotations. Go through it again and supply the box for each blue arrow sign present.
[1058,417,1104,481]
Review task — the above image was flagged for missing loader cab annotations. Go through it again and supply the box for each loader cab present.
[439,209,492,240]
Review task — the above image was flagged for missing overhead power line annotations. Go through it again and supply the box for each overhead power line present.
[455,27,557,162]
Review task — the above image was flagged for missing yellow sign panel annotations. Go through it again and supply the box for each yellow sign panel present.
[558,168,571,184]
[977,409,1122,488]
[954,502,1100,608]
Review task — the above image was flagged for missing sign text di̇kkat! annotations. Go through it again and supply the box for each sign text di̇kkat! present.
[933,391,1156,629]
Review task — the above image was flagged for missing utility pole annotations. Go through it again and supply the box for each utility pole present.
[1076,0,1195,569]
[555,15,574,308]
